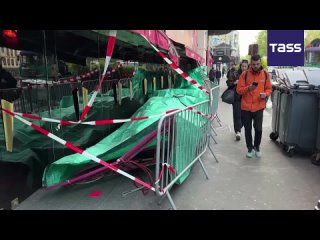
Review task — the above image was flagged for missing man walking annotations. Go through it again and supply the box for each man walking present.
[209,66,216,83]
[215,67,221,85]
[236,55,271,158]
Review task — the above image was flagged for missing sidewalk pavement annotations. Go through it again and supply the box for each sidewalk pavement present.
[16,79,320,210]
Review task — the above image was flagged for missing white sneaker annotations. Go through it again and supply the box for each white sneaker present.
[246,149,254,158]
[255,150,262,158]
[254,147,261,158]
[235,132,241,141]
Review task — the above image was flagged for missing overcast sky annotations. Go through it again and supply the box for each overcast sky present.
[238,30,262,56]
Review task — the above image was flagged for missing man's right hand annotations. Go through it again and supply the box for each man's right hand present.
[248,84,257,91]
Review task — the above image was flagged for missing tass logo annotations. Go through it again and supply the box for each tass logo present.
[269,43,302,53]
[268,30,304,66]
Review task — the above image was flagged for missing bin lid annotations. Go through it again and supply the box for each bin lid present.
[283,70,308,87]
[276,68,294,79]
[303,69,320,88]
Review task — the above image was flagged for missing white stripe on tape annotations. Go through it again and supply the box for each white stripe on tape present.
[176,69,183,74]
[113,119,128,123]
[118,169,135,181]
[15,115,32,126]
[163,58,172,64]
[103,56,111,75]
[81,151,100,163]
[42,117,60,123]
[48,133,66,145]
[109,30,117,37]
[88,91,99,107]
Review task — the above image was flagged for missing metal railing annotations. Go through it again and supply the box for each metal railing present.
[0,77,133,118]
[154,100,211,209]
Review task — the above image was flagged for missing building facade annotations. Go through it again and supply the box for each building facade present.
[209,30,240,65]
[166,30,208,62]
[0,47,20,77]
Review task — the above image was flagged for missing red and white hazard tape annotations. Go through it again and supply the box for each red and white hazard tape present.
[7,105,215,126]
[140,34,210,95]
[80,30,117,121]
[187,106,216,121]
[59,69,99,84]
[197,62,211,92]
[2,108,156,192]
[9,109,179,126]
[158,163,176,181]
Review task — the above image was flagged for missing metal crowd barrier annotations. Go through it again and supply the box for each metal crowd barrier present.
[207,82,221,127]
[154,100,211,209]
[207,84,220,162]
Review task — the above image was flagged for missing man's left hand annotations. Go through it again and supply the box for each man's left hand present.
[260,93,267,99]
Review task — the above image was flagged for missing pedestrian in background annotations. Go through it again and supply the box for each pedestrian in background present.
[215,67,221,85]
[209,65,216,83]
[226,60,249,141]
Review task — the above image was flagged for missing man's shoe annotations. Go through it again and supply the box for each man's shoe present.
[246,149,254,158]
[254,147,261,158]
[255,150,261,158]
[235,132,241,141]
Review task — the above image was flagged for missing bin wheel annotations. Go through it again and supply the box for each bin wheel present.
[288,149,295,158]
[311,153,320,166]
[269,132,279,141]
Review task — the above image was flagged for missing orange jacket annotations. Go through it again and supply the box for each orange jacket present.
[236,68,272,112]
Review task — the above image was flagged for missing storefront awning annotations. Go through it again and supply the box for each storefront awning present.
[185,47,205,64]
[128,30,179,66]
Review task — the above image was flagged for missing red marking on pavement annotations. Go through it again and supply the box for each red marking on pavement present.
[89,191,102,198]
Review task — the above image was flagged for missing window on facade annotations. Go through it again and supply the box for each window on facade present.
[2,58,5,66]
[7,58,10,66]
[11,59,14,66]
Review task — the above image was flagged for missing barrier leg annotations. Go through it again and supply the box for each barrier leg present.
[208,145,218,163]
[210,133,217,144]
[211,125,217,136]
[216,114,222,126]
[157,194,166,205]
[122,186,145,197]
[199,157,209,180]
[166,191,177,210]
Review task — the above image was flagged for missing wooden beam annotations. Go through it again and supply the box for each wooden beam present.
[1,100,14,152]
